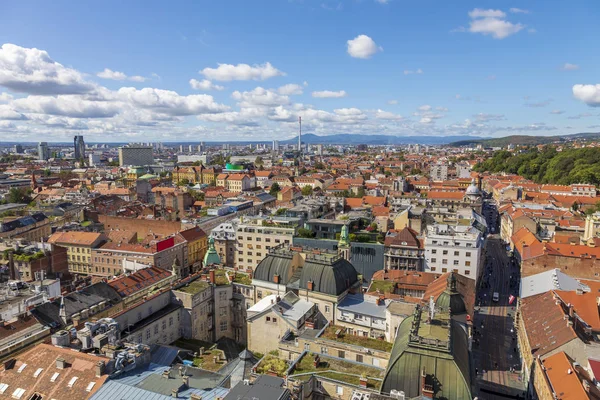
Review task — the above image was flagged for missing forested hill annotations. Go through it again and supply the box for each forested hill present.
[473,147,600,185]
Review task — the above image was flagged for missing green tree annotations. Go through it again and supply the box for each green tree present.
[275,207,287,216]
[6,188,32,204]
[301,186,313,196]
[178,178,190,186]
[255,156,264,167]
[297,228,315,238]
[269,182,281,196]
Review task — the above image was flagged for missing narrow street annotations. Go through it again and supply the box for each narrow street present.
[472,237,527,399]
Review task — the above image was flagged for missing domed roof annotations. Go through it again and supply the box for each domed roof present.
[203,237,221,266]
[435,273,466,315]
[253,253,295,284]
[299,257,358,296]
[465,178,480,196]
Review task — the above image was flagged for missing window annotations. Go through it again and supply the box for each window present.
[256,238,261,242]
[325,305,330,313]
[356,354,363,363]
[162,321,166,331]
[454,251,459,256]
[431,258,436,263]
[266,316,271,322]
[442,268,448,273]
[272,317,277,323]
[338,350,345,359]
[220,321,227,331]
[465,270,470,275]
[336,386,344,395]
[453,260,459,266]
[442,250,448,255]
[154,325,159,335]
[146,329,150,339]
[431,267,436,271]
[169,317,173,326]
[431,249,437,254]
[257,291,263,299]
[275,239,280,243]
[442,259,448,265]
[320,347,328,354]
[247,252,252,256]
[266,238,271,242]
[465,261,471,267]
[466,252,471,257]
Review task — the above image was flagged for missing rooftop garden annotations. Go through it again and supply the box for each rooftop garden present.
[175,279,210,294]
[321,326,393,353]
[173,339,227,372]
[289,352,383,389]
[231,272,252,285]
[214,269,230,286]
[368,280,396,294]
[255,350,289,377]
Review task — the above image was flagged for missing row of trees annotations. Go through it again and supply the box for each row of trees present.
[474,147,600,186]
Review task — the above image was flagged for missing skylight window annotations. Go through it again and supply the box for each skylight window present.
[33,368,43,378]
[11,388,25,399]
[50,372,59,382]
[67,377,78,387]
[86,382,96,392]
[0,383,8,394]
[17,364,27,373]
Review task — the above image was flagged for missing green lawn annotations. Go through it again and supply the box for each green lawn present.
[320,326,393,352]
[368,280,396,294]
[192,348,227,371]
[231,272,252,285]
[175,280,210,294]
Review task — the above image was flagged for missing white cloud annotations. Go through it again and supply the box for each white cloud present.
[469,9,506,18]
[469,17,524,39]
[129,75,147,82]
[375,0,389,3]
[312,90,347,98]
[509,8,530,14]
[387,100,398,105]
[200,62,285,81]
[0,105,26,120]
[403,69,423,75]
[550,110,565,115]
[418,105,432,111]
[561,63,579,71]
[573,84,600,107]
[189,79,225,91]
[375,109,403,120]
[0,43,95,94]
[232,87,290,108]
[12,95,121,118]
[474,113,506,122]
[277,83,303,95]
[346,35,382,59]
[97,68,127,80]
[118,87,230,115]
[0,92,12,103]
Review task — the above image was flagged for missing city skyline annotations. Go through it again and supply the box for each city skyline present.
[0,0,599,142]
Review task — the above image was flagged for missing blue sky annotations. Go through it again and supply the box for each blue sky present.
[0,0,599,142]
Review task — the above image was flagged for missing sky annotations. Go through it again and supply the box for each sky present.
[0,0,599,142]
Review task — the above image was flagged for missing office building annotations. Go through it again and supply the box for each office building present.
[188,144,193,153]
[430,162,448,182]
[73,135,85,160]
[37,142,50,161]
[118,145,154,166]
[12,144,23,154]
[272,140,279,152]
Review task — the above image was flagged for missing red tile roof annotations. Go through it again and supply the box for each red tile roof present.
[108,266,172,297]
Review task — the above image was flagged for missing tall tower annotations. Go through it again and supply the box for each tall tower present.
[298,116,302,154]
[74,135,85,160]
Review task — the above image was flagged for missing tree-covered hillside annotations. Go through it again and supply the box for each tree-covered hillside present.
[474,147,600,185]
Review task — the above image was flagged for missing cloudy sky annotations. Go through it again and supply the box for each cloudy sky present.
[0,0,599,142]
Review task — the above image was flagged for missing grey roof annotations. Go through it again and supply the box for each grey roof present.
[224,375,289,400]
[90,380,174,400]
[520,268,590,299]
[150,344,182,366]
[278,292,314,322]
[253,252,295,284]
[338,293,387,318]
[0,212,47,232]
[299,257,358,296]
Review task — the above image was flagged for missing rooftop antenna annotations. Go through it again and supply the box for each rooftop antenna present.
[429,295,435,322]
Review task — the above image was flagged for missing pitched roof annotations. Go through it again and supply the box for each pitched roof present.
[384,227,421,248]
[520,291,578,357]
[178,226,207,242]
[555,289,600,330]
[541,352,595,400]
[427,190,465,200]
[48,231,105,246]
[108,266,172,297]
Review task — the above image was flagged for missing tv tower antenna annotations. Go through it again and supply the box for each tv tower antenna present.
[298,116,302,155]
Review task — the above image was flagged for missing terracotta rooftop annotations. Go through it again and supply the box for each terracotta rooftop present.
[48,231,105,247]
[108,266,172,297]
[541,351,598,400]
[555,289,600,331]
[520,291,578,358]
[0,343,109,400]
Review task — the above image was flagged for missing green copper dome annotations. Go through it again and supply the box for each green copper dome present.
[203,236,221,266]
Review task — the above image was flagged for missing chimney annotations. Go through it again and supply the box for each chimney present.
[95,361,105,377]
[182,375,189,387]
[273,274,280,284]
[190,395,203,400]
[209,270,215,284]
[171,389,178,398]
[307,280,314,291]
[568,303,574,318]
[56,357,66,369]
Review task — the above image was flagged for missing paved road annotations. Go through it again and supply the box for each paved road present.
[472,238,526,399]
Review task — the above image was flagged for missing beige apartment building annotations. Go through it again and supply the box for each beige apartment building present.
[48,231,108,275]
[235,218,297,271]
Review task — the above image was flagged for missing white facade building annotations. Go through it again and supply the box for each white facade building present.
[424,224,483,280]
[429,162,448,182]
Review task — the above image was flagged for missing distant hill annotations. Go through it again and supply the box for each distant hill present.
[450,132,600,147]
[281,133,483,145]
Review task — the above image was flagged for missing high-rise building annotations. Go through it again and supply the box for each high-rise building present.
[12,144,23,154]
[272,140,279,152]
[118,145,154,167]
[179,145,184,153]
[188,144,193,153]
[74,135,85,160]
[37,142,50,160]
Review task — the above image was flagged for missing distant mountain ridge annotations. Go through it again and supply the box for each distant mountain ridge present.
[281,133,483,145]
[450,132,600,147]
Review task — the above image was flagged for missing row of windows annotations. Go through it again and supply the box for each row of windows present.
[430,258,471,267]
[431,250,472,257]
[431,240,473,247]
